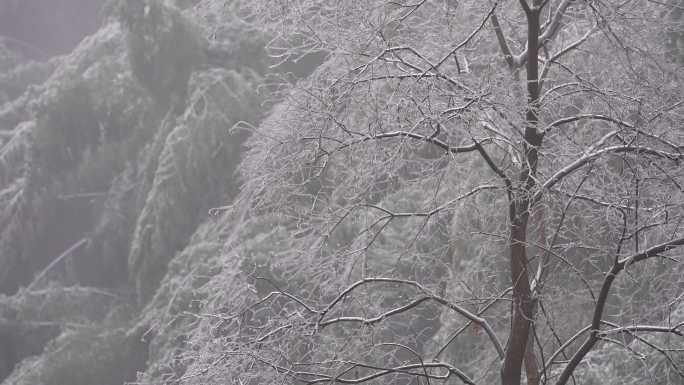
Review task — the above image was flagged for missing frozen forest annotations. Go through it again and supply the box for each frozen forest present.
[0,0,683,384]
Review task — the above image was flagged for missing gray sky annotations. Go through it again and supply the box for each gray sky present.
[0,0,106,58]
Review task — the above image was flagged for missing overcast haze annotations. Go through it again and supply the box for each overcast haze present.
[0,0,106,58]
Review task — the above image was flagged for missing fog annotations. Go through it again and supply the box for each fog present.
[0,0,106,58]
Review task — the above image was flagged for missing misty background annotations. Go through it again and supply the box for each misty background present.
[0,0,106,59]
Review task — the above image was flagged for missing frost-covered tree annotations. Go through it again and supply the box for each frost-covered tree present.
[170,1,684,384]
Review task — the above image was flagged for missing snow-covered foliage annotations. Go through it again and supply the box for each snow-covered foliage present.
[0,0,267,383]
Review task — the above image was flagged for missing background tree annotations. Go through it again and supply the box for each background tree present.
[0,0,270,382]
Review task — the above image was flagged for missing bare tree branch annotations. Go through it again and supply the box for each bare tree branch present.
[316,277,505,358]
[554,237,684,385]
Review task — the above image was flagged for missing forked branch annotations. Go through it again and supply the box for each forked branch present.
[554,237,684,385]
